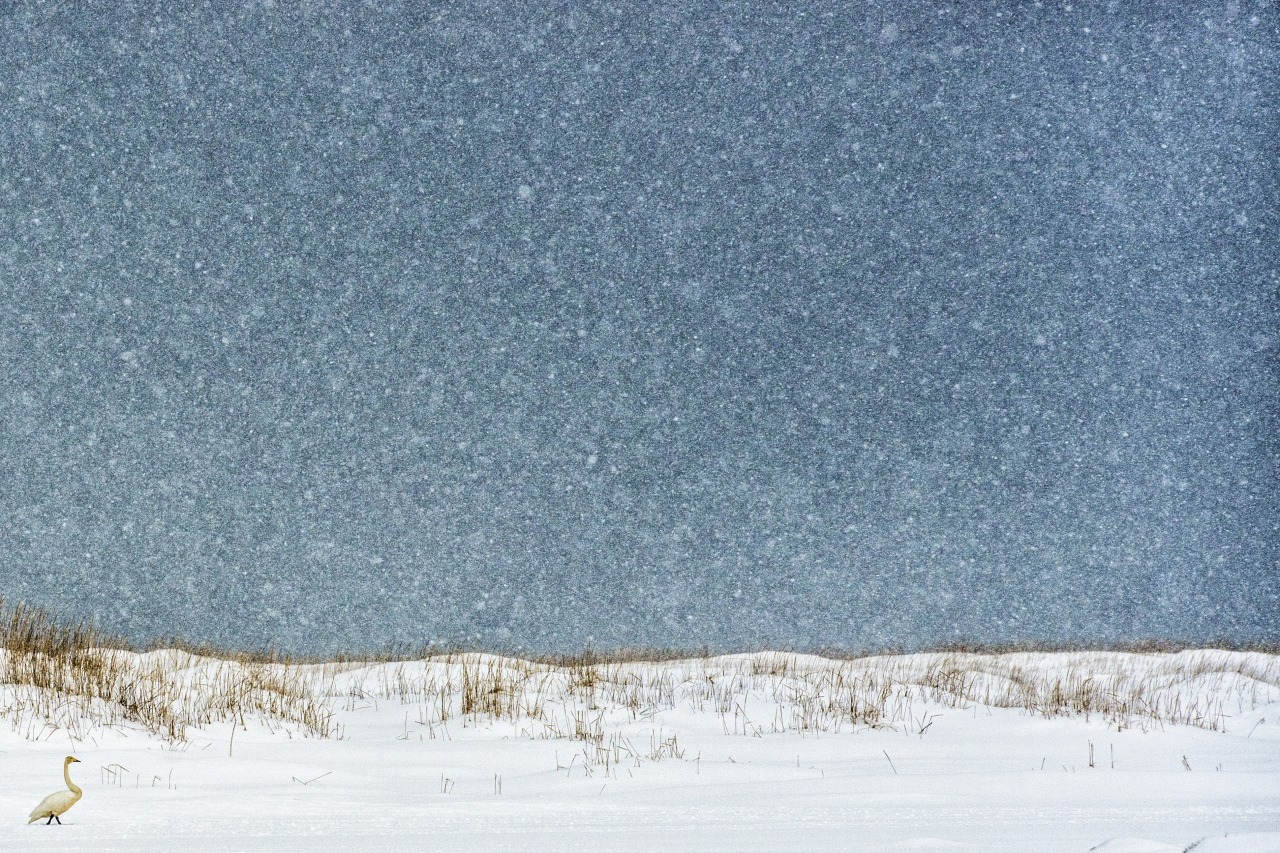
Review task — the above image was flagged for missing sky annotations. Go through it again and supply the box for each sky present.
[0,1,1275,654]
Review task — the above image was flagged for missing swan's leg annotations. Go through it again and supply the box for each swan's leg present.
[45,815,55,825]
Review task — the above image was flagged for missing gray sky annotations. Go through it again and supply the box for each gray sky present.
[0,2,1275,653]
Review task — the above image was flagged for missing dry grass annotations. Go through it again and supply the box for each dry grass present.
[0,600,335,742]
[0,600,1276,771]
[326,646,1279,775]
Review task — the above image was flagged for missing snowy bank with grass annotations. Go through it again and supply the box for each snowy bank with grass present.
[1,645,1278,851]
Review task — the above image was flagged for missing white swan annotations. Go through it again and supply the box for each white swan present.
[28,756,82,825]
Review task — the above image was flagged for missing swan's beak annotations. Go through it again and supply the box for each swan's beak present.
[69,757,81,763]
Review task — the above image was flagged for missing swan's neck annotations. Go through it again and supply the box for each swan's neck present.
[64,762,81,796]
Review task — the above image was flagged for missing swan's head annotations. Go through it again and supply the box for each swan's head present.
[64,756,80,764]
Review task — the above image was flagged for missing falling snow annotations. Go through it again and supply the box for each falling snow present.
[0,2,1275,654]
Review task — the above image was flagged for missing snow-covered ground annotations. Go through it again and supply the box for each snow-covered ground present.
[2,650,1277,852]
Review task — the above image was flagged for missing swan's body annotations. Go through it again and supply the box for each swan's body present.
[28,756,82,825]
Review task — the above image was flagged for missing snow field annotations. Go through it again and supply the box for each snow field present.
[1,649,1277,851]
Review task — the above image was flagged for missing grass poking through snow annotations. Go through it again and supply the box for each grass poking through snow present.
[0,600,1276,771]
